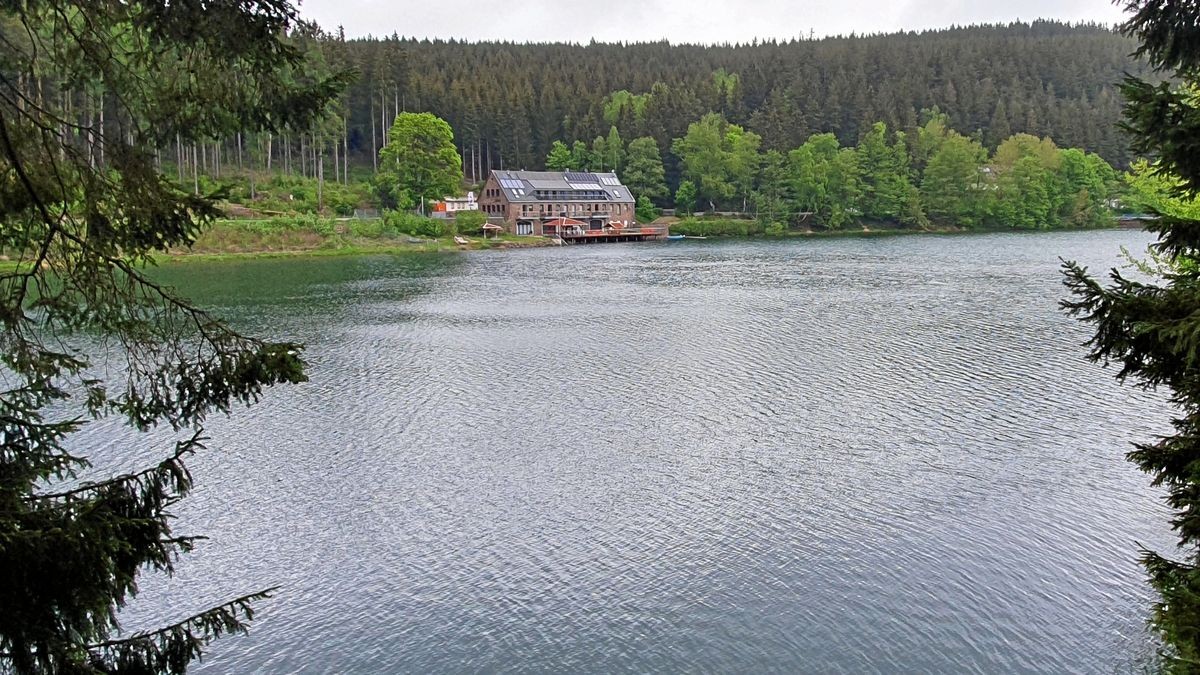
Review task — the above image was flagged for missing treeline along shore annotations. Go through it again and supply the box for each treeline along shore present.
[4,15,1175,261]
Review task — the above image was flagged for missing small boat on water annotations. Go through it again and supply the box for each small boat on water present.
[666,234,686,240]
[683,235,707,240]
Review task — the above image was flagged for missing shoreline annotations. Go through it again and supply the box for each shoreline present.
[148,221,1130,264]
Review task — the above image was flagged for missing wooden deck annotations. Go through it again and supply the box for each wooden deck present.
[556,226,668,244]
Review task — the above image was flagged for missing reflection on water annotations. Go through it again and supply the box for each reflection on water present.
[106,231,1169,673]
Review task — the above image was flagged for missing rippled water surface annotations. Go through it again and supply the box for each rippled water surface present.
[110,230,1175,673]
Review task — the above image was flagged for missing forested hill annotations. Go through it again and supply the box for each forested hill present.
[336,21,1149,174]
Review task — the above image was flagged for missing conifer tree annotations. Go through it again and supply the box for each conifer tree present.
[0,1,345,672]
[1063,1,1200,667]
[622,137,669,203]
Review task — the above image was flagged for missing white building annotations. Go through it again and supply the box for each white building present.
[432,192,478,218]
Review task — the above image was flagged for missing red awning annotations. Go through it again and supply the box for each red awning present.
[542,217,588,228]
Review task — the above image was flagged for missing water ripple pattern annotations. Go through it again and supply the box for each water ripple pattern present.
[110,231,1171,674]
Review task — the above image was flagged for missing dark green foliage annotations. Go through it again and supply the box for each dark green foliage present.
[455,209,487,234]
[136,21,1155,206]
[675,180,698,216]
[550,107,1116,229]
[856,123,918,222]
[0,1,343,672]
[381,210,448,238]
[635,195,659,224]
[1063,1,1200,668]
[376,112,463,209]
[920,133,990,227]
[545,141,573,171]
[672,113,761,211]
[670,218,764,237]
[329,21,1148,177]
[622,137,669,203]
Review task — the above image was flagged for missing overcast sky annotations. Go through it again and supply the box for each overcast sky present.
[296,0,1128,43]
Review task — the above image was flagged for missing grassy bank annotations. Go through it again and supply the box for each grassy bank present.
[162,216,556,262]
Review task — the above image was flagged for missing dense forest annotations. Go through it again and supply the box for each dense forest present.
[2,16,1156,227]
[330,20,1150,178]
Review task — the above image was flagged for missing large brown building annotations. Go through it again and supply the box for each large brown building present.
[477,170,638,236]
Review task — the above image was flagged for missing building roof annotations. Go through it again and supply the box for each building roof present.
[490,170,634,204]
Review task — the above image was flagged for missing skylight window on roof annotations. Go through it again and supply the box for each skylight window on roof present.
[600,176,621,186]
[565,172,599,183]
[568,183,602,190]
[499,178,525,190]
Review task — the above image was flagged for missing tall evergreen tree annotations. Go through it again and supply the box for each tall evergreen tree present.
[604,126,625,173]
[1063,1,1200,668]
[0,1,346,672]
[622,137,669,203]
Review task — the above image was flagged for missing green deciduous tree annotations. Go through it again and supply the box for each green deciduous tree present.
[1056,148,1115,227]
[920,132,989,227]
[787,133,862,229]
[545,140,572,171]
[1063,1,1200,668]
[455,209,487,233]
[570,140,591,171]
[0,1,346,672]
[672,113,761,211]
[1123,159,1200,220]
[994,154,1055,228]
[376,112,463,210]
[673,113,734,210]
[635,195,659,223]
[675,180,698,215]
[856,122,919,223]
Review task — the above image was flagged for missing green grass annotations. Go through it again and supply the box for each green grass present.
[164,216,554,262]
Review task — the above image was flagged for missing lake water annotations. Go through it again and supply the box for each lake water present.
[105,230,1174,673]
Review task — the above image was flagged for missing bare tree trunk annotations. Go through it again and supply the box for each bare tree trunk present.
[380,91,388,151]
[317,146,325,212]
[343,131,349,185]
[86,96,96,169]
[266,133,273,172]
[176,134,183,182]
[98,98,105,167]
[250,136,258,200]
[237,131,243,172]
[370,100,378,172]
[192,144,199,195]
